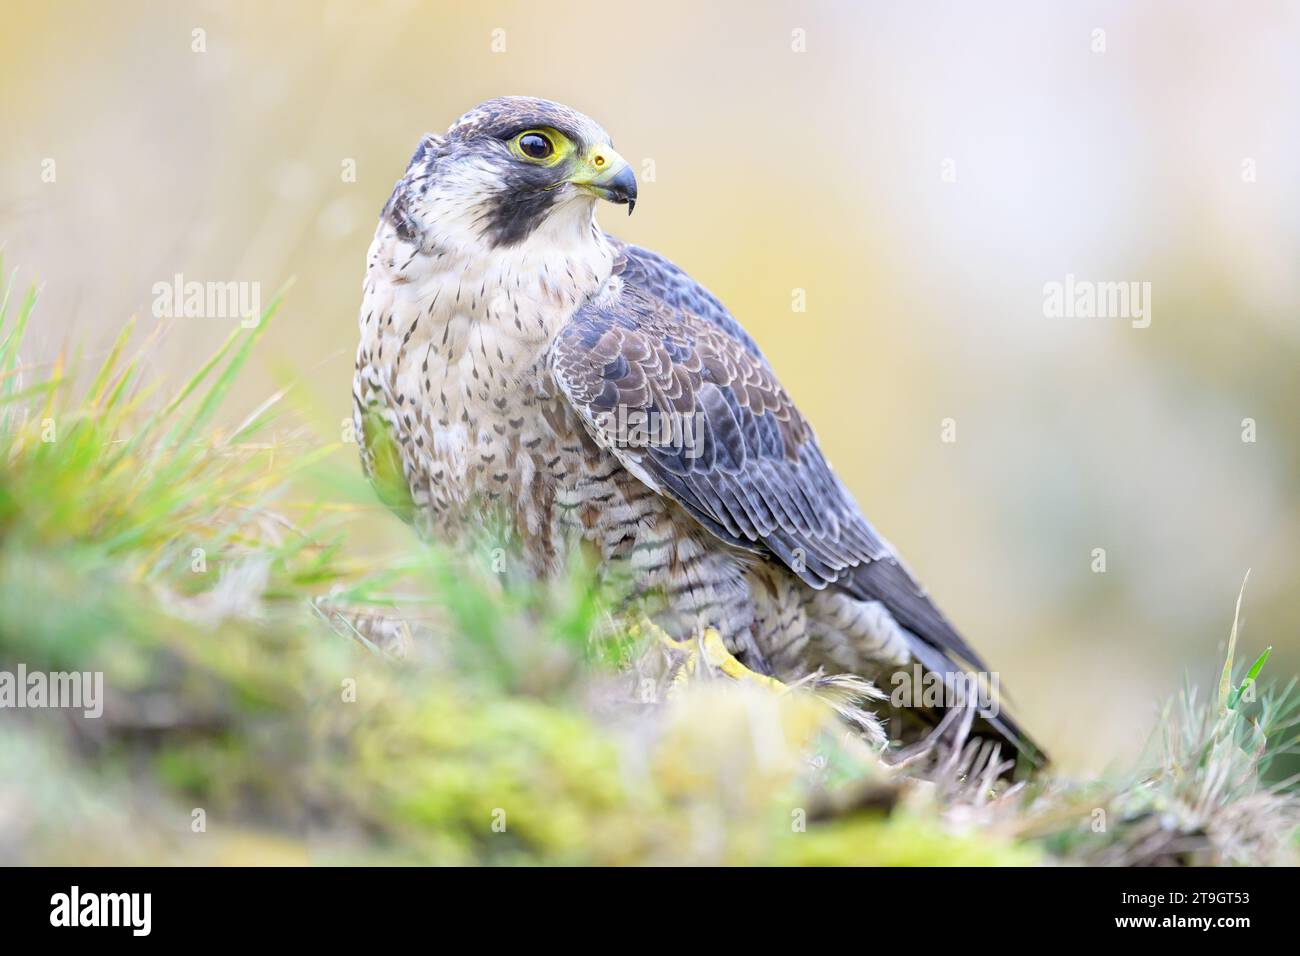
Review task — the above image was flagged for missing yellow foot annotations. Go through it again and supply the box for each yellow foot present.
[642,619,787,694]
[637,618,888,747]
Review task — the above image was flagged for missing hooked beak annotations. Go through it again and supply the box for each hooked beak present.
[569,144,638,214]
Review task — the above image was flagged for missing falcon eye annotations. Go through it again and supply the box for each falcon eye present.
[516,132,554,160]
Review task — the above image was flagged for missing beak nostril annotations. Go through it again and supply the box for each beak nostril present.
[593,154,606,168]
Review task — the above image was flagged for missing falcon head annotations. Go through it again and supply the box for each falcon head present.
[385,96,637,252]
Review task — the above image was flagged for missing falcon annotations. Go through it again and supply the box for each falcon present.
[354,96,1044,767]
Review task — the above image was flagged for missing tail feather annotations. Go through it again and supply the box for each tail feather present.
[839,556,1048,772]
[902,634,1048,772]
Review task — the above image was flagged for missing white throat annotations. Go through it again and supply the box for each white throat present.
[412,175,614,357]
[364,169,619,419]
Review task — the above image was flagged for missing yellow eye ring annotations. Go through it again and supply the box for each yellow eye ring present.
[509,128,573,166]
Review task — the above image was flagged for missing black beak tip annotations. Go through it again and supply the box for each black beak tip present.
[606,166,638,214]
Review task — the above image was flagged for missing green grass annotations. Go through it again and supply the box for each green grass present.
[0,265,1295,865]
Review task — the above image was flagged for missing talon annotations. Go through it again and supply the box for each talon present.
[636,617,698,695]
[635,616,696,654]
[698,628,787,693]
[637,619,791,696]
[633,618,883,743]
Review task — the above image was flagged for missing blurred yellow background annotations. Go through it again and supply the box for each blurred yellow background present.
[2,0,1297,771]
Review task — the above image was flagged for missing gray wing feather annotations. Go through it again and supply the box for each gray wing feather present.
[551,242,1043,765]
[553,243,983,662]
